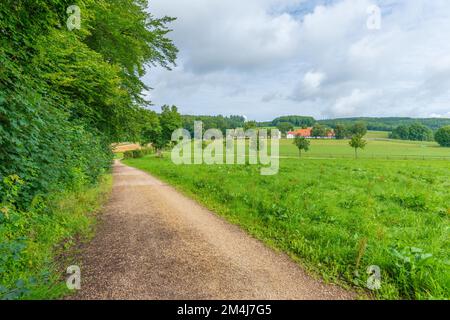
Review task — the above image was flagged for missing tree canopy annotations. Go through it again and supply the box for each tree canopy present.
[389,123,434,142]
[293,136,310,157]
[272,116,315,128]
[0,0,178,206]
[435,126,450,147]
[349,135,367,159]
[276,122,294,134]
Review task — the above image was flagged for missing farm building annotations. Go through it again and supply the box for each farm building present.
[287,127,335,139]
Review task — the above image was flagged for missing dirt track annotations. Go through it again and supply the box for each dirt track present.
[72,161,353,300]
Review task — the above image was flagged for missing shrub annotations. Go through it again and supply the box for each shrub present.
[123,148,153,159]
[435,126,450,147]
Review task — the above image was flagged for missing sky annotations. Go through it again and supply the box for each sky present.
[143,0,450,121]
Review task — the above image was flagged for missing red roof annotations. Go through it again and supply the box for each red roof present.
[288,127,335,137]
[288,128,312,137]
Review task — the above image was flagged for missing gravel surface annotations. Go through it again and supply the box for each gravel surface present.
[71,161,354,300]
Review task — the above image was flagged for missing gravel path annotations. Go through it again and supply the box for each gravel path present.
[72,161,353,300]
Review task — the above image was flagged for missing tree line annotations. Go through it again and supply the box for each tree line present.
[1,0,178,299]
[0,0,177,207]
[318,117,450,131]
[255,115,450,147]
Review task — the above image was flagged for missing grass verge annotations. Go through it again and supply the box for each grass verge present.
[0,175,112,300]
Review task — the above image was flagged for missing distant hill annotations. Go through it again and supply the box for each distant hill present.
[317,117,450,131]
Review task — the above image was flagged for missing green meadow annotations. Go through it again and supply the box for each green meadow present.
[266,131,450,160]
[278,138,449,160]
[124,135,450,300]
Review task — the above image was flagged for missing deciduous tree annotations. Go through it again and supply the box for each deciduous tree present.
[435,126,450,147]
[294,136,310,158]
[349,135,367,159]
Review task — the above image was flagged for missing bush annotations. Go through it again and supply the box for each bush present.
[0,90,113,207]
[123,148,153,159]
[0,174,112,299]
[435,126,450,147]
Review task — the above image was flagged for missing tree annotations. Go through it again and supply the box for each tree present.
[348,122,368,137]
[140,109,161,145]
[389,123,433,141]
[334,124,348,140]
[389,125,410,140]
[406,123,433,141]
[293,136,310,157]
[244,121,257,131]
[85,0,178,105]
[276,122,294,135]
[349,135,367,159]
[311,123,328,138]
[151,105,182,156]
[0,0,179,205]
[435,126,450,147]
[272,116,315,127]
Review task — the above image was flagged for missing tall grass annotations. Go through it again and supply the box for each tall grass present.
[0,175,112,300]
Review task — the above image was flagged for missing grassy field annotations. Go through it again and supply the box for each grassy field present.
[248,130,449,160]
[365,131,390,139]
[123,137,450,300]
[278,138,450,160]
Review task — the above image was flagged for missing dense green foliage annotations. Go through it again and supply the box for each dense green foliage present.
[434,126,450,147]
[244,121,258,131]
[182,115,245,135]
[1,0,177,299]
[311,123,330,137]
[318,117,450,132]
[123,148,153,159]
[125,153,450,300]
[160,106,182,143]
[272,116,315,128]
[0,174,112,299]
[389,123,434,142]
[276,122,294,134]
[0,0,177,205]
[257,116,450,132]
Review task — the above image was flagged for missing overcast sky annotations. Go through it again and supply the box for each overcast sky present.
[143,0,450,121]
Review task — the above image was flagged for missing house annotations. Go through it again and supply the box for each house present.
[287,128,313,139]
[287,127,335,139]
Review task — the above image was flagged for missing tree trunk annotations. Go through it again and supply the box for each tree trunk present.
[355,148,358,159]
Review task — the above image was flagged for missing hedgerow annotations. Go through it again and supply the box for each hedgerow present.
[0,0,177,298]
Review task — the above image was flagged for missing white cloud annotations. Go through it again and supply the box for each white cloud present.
[144,0,450,120]
[303,72,326,90]
[330,89,379,117]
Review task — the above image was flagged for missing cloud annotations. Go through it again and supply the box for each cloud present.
[149,0,303,73]
[145,0,450,120]
[302,72,326,91]
[329,89,379,117]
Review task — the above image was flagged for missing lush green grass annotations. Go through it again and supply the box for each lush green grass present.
[124,153,450,300]
[365,131,390,139]
[192,130,449,160]
[0,175,112,300]
[278,138,450,160]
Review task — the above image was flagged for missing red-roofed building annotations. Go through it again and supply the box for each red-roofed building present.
[287,127,335,139]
